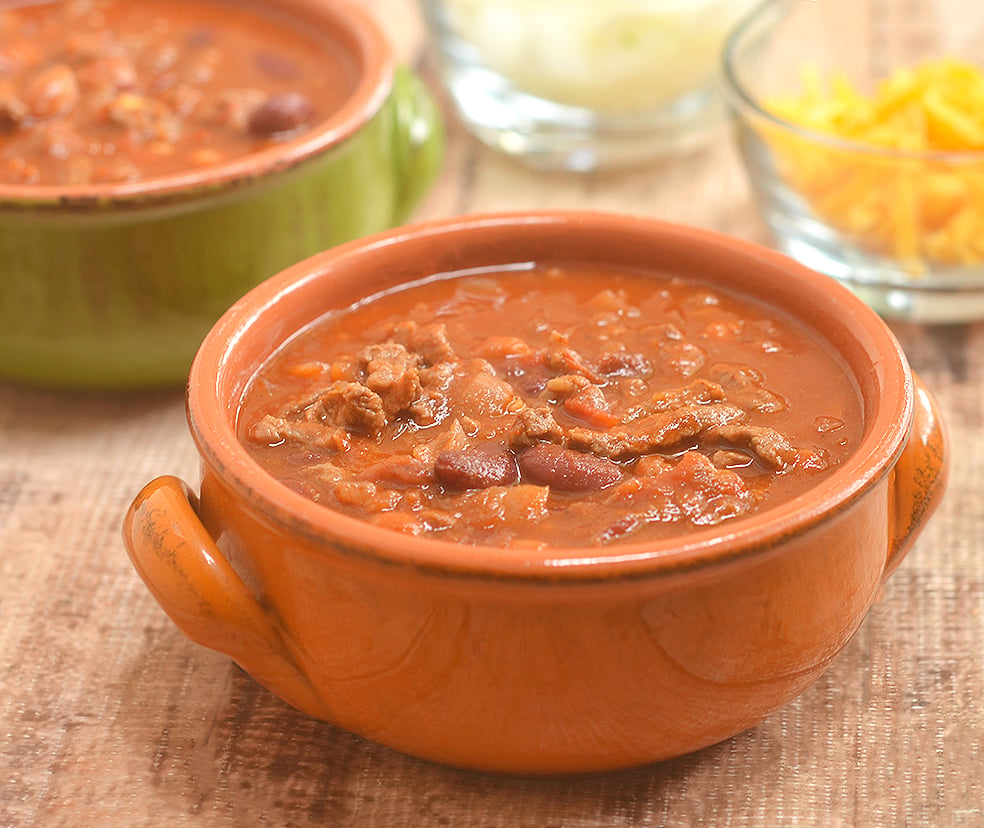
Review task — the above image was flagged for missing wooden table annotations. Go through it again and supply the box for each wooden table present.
[2,2,982,825]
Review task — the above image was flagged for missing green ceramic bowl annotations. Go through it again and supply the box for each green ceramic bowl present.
[0,0,443,389]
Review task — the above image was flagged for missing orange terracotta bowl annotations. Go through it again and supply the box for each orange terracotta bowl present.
[123,211,948,774]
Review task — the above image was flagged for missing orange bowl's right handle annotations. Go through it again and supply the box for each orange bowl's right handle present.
[122,475,329,718]
[884,375,949,582]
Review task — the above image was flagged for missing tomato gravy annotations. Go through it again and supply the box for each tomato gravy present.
[240,266,863,548]
[0,0,353,185]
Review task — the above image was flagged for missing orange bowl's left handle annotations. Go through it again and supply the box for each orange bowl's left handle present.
[122,475,329,718]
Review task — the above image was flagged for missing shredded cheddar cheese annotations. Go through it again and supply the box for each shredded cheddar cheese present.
[763,57,984,272]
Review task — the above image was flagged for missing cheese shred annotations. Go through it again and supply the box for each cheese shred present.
[763,57,984,272]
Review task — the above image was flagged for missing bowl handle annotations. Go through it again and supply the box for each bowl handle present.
[122,475,330,718]
[388,65,444,224]
[884,374,949,581]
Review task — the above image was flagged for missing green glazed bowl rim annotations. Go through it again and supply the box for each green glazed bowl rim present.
[0,0,394,209]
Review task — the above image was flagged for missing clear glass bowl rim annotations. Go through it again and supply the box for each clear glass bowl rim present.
[721,0,984,163]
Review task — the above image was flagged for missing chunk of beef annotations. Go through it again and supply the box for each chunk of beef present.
[361,343,422,416]
[625,379,726,421]
[247,414,351,451]
[508,405,565,449]
[566,402,746,460]
[649,379,726,412]
[706,424,800,470]
[405,322,456,365]
[409,362,456,426]
[306,461,344,487]
[314,381,389,434]
[633,455,674,476]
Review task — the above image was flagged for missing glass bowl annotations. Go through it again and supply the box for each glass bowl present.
[723,0,984,323]
[419,0,759,171]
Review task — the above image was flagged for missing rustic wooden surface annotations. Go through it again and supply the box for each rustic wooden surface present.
[1,1,982,825]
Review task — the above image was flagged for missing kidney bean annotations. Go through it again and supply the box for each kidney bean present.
[247,91,314,137]
[435,443,519,491]
[24,63,79,119]
[518,443,622,492]
[254,52,300,80]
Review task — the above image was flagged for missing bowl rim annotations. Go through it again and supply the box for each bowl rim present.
[187,210,915,584]
[721,0,984,163]
[0,0,394,207]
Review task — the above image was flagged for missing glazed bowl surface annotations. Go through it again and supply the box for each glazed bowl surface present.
[723,0,984,323]
[123,211,948,774]
[0,0,443,389]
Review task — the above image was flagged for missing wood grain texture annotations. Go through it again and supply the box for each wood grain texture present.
[0,1,982,825]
